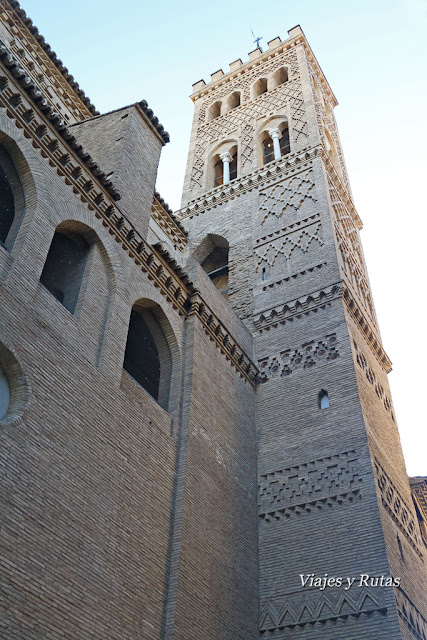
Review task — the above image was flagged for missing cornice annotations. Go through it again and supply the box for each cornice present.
[5,0,97,115]
[0,47,258,386]
[152,193,187,250]
[0,40,121,199]
[190,30,337,109]
[177,145,320,220]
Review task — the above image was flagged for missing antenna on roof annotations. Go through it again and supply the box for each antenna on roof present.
[250,28,263,50]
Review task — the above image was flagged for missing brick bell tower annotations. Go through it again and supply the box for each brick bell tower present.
[177,26,427,640]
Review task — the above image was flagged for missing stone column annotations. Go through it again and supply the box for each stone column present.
[268,128,282,160]
[219,152,232,184]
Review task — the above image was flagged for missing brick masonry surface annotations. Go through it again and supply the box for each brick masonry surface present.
[0,5,426,640]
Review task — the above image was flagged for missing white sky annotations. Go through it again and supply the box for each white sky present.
[20,0,427,475]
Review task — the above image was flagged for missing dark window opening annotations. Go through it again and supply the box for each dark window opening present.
[229,152,237,181]
[0,145,25,248]
[263,137,275,165]
[318,389,329,409]
[123,310,161,400]
[0,164,15,246]
[202,245,229,297]
[0,365,10,421]
[40,230,89,313]
[214,159,223,187]
[280,127,291,156]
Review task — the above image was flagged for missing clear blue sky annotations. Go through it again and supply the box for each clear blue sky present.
[19,0,427,474]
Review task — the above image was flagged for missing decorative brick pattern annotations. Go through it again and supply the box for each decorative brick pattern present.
[395,587,427,640]
[189,48,308,191]
[254,283,341,330]
[374,458,423,558]
[254,217,324,273]
[260,585,386,632]
[259,450,361,520]
[353,340,395,420]
[259,333,339,380]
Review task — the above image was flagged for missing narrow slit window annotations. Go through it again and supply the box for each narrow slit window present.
[319,390,329,409]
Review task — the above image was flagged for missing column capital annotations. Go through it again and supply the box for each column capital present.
[219,151,233,163]
[268,127,281,140]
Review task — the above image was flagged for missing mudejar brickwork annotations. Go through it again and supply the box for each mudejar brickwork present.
[0,2,426,639]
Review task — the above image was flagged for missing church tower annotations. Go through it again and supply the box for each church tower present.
[178,26,427,640]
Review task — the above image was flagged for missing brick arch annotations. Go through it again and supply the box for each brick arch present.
[206,139,239,191]
[0,337,30,427]
[41,218,118,367]
[123,297,181,415]
[255,114,290,166]
[0,115,37,251]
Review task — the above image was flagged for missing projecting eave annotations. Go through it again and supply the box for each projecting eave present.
[0,41,121,200]
[190,25,338,109]
[72,102,170,146]
[6,0,98,115]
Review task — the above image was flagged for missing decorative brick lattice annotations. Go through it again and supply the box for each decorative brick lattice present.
[353,341,395,421]
[395,587,427,640]
[254,218,323,274]
[308,59,350,190]
[190,49,309,190]
[260,585,385,632]
[374,458,423,558]
[259,450,361,521]
[327,170,377,327]
[259,169,317,224]
[259,334,339,380]
[197,49,300,121]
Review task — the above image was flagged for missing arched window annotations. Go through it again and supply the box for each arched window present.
[318,389,329,409]
[253,78,268,98]
[201,238,229,298]
[263,136,275,165]
[271,67,288,88]
[208,101,222,121]
[0,145,25,249]
[123,303,173,408]
[0,365,10,420]
[228,91,241,110]
[213,150,237,187]
[40,228,90,313]
[262,123,290,165]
